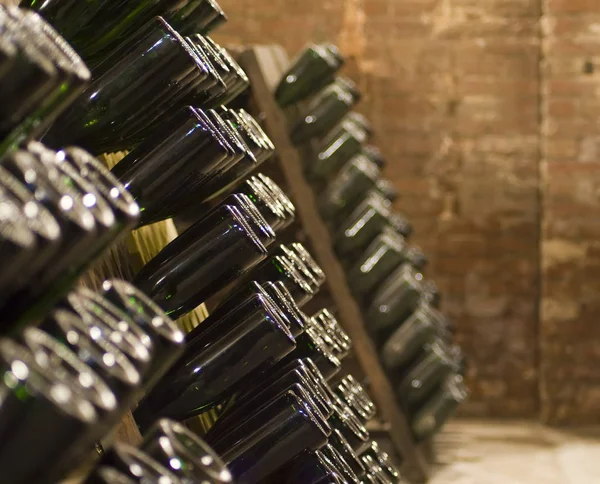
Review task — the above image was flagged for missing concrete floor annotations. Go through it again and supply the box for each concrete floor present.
[429,420,600,484]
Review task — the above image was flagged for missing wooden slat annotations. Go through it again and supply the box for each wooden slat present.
[239,45,430,482]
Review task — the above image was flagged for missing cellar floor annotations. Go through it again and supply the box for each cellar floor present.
[429,419,600,484]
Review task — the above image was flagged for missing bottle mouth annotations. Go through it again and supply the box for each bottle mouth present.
[227,205,268,261]
[257,174,296,219]
[262,281,306,335]
[238,110,276,151]
[9,150,96,232]
[113,443,179,483]
[277,255,316,297]
[0,338,97,424]
[245,177,287,223]
[22,327,117,413]
[279,244,320,291]
[257,292,295,345]
[51,309,141,387]
[229,193,276,243]
[62,147,140,221]
[101,280,185,346]
[290,243,326,284]
[69,289,152,363]
[189,35,227,89]
[156,419,233,483]
[0,194,35,249]
[323,444,360,484]
[0,165,61,243]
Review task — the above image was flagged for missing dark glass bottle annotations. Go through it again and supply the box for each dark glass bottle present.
[335,192,412,259]
[363,145,386,169]
[283,450,344,484]
[258,173,296,229]
[366,264,424,346]
[237,176,288,231]
[290,242,327,286]
[335,379,376,425]
[328,429,366,479]
[141,419,233,484]
[168,0,228,36]
[0,166,62,289]
[290,80,358,144]
[0,9,91,148]
[44,17,203,154]
[309,119,368,181]
[111,106,231,225]
[218,193,276,247]
[134,292,295,427]
[376,178,399,203]
[406,246,428,271]
[210,390,330,484]
[96,443,180,484]
[207,381,329,447]
[311,309,352,358]
[308,318,346,360]
[0,191,36,305]
[319,154,380,220]
[83,466,136,484]
[412,374,468,441]
[282,327,341,380]
[276,44,343,107]
[275,244,321,294]
[328,396,370,454]
[0,338,99,484]
[39,310,141,404]
[397,341,457,411]
[245,254,315,307]
[422,280,442,309]
[345,112,372,137]
[262,281,308,337]
[380,303,446,373]
[360,441,401,484]
[347,227,407,298]
[60,146,140,232]
[1,150,97,325]
[61,290,152,376]
[100,279,186,393]
[133,204,268,319]
[321,443,360,484]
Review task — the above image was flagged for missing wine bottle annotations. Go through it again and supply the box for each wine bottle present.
[210,390,330,484]
[321,443,360,483]
[100,279,185,393]
[141,419,233,484]
[376,178,399,203]
[311,310,352,357]
[61,290,152,376]
[366,263,424,346]
[363,145,385,168]
[276,44,344,107]
[412,374,468,441]
[237,176,288,230]
[360,441,401,483]
[345,112,372,137]
[44,17,203,154]
[319,154,380,220]
[406,246,428,271]
[134,292,295,427]
[328,429,366,479]
[0,338,99,484]
[397,340,457,411]
[257,173,297,228]
[134,204,268,319]
[274,244,321,294]
[347,227,407,298]
[290,80,358,144]
[167,0,227,36]
[96,443,180,484]
[282,326,341,380]
[309,119,368,181]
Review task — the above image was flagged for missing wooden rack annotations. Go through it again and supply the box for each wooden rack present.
[238,45,432,483]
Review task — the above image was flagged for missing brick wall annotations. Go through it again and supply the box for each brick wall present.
[540,0,600,424]
[216,0,600,423]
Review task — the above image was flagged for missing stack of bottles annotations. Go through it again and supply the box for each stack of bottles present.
[275,44,470,443]
[0,3,405,483]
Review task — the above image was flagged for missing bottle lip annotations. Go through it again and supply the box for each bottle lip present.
[0,337,98,424]
[332,396,370,442]
[22,327,117,413]
[289,243,326,284]
[329,428,365,475]
[189,34,227,89]
[101,279,185,346]
[257,173,296,219]
[112,443,180,483]
[227,205,268,259]
[10,150,96,232]
[276,255,316,296]
[279,244,320,291]
[62,147,140,220]
[0,192,36,249]
[256,291,295,345]
[237,110,276,151]
[262,281,306,335]
[246,176,288,223]
[286,387,332,442]
[228,193,276,241]
[220,108,265,153]
[51,309,141,387]
[21,9,91,81]
[191,107,233,156]
[323,443,360,484]
[152,419,233,483]
[69,289,152,363]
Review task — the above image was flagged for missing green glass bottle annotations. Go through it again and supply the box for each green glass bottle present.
[380,303,445,372]
[290,80,358,144]
[346,227,407,298]
[375,178,399,203]
[344,112,372,138]
[276,44,343,107]
[20,0,111,41]
[412,374,468,441]
[167,0,227,36]
[396,340,456,411]
[309,119,368,181]
[365,263,424,346]
[319,154,380,220]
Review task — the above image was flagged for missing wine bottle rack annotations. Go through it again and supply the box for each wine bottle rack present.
[237,44,432,483]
